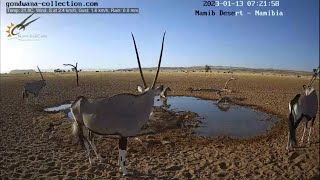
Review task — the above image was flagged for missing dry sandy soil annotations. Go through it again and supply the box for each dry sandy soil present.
[0,71,319,179]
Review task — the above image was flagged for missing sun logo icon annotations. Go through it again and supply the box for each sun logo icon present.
[6,23,15,37]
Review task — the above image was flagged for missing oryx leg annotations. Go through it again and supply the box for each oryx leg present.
[88,131,104,162]
[83,138,93,165]
[24,91,30,103]
[307,127,312,144]
[34,94,40,104]
[300,121,307,143]
[307,117,316,144]
[36,97,40,104]
[26,96,30,104]
[286,132,290,150]
[118,136,129,176]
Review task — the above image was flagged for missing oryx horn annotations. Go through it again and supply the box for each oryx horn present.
[152,31,166,89]
[37,66,44,80]
[131,33,147,89]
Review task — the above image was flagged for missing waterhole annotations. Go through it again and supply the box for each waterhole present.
[154,96,277,138]
[44,96,277,138]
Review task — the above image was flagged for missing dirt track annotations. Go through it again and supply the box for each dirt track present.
[0,71,319,179]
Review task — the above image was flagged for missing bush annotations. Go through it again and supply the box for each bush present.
[205,65,211,72]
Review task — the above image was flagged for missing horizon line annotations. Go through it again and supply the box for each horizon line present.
[2,65,316,74]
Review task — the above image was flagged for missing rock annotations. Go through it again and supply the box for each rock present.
[199,161,208,167]
[188,168,195,175]
[233,171,240,176]
[194,153,201,159]
[217,171,227,177]
[146,135,155,139]
[28,156,36,161]
[183,171,192,178]
[162,141,171,145]
[147,140,161,146]
[218,162,227,170]
[22,173,32,178]
[270,154,276,160]
[67,171,77,177]
[37,156,45,161]
[166,165,182,171]
[47,161,55,167]
[288,152,299,161]
[45,122,54,132]
[293,154,307,164]
[12,173,20,178]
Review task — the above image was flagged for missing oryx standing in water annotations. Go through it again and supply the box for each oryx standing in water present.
[22,66,47,102]
[159,87,171,108]
[160,87,171,99]
[70,32,166,176]
[287,68,319,150]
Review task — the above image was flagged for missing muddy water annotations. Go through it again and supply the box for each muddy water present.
[44,104,72,112]
[154,96,278,138]
[44,103,73,119]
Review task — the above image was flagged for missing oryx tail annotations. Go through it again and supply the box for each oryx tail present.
[71,96,87,148]
[288,94,300,145]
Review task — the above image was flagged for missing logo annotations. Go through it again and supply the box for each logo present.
[6,13,47,41]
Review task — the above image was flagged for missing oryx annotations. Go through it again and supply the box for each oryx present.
[160,87,171,99]
[22,66,47,102]
[287,68,319,150]
[70,32,166,176]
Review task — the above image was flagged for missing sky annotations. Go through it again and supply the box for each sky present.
[0,0,319,73]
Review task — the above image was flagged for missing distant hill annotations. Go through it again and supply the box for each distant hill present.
[9,69,36,74]
[116,66,313,75]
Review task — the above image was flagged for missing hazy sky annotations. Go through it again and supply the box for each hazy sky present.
[1,0,319,73]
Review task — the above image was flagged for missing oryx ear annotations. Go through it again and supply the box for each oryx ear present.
[137,85,144,93]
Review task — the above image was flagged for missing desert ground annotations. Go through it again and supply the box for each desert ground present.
[0,71,319,179]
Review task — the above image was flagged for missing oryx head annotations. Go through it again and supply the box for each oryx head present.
[132,32,165,96]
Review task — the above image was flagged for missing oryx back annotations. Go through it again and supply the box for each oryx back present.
[301,87,318,117]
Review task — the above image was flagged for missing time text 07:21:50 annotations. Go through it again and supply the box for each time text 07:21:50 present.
[203,1,280,7]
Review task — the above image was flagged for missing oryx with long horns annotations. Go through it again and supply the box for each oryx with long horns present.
[22,66,47,101]
[70,32,166,175]
[287,67,319,150]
